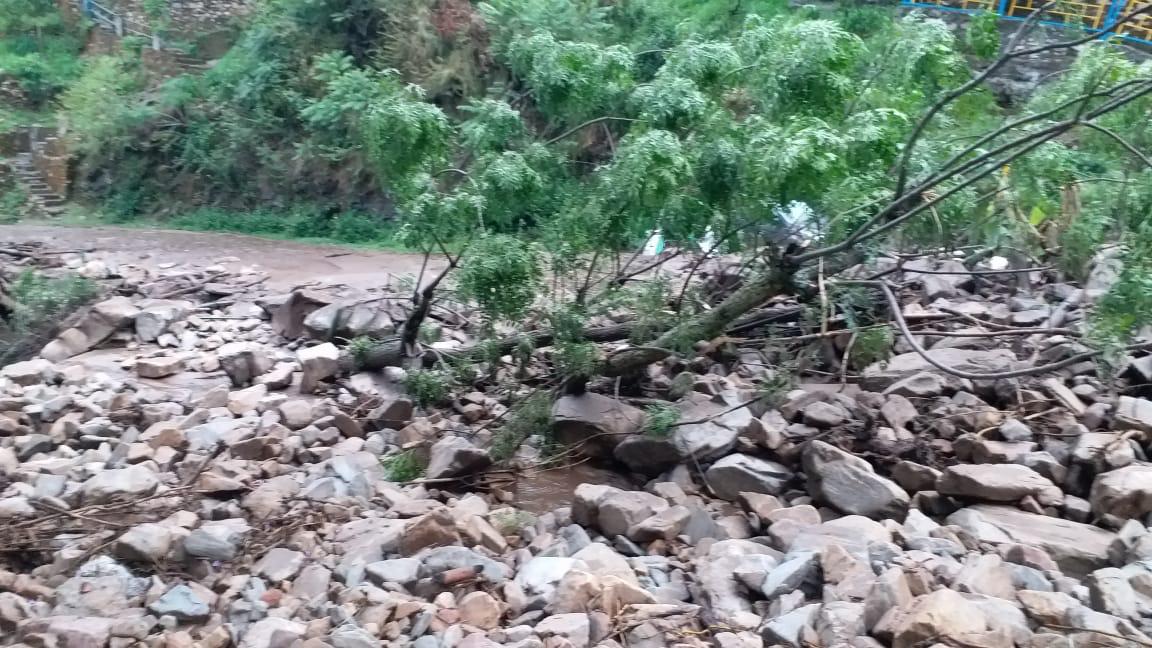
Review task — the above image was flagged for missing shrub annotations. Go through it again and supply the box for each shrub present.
[489,391,552,461]
[382,450,425,481]
[403,369,453,408]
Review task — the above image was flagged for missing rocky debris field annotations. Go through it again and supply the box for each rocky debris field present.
[2,242,1152,648]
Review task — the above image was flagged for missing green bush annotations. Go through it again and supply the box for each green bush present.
[489,391,553,461]
[382,450,425,482]
[403,369,453,408]
[330,211,388,243]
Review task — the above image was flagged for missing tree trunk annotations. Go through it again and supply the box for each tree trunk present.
[603,262,796,376]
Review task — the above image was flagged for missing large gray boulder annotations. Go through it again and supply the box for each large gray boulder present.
[862,349,1019,391]
[705,454,793,501]
[803,440,909,520]
[552,393,644,458]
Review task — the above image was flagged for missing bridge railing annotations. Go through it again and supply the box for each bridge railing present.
[901,0,1152,46]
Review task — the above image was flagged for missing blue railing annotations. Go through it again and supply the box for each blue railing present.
[902,0,1152,46]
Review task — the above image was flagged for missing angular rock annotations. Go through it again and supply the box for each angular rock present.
[135,356,184,378]
[217,342,273,387]
[892,588,988,648]
[1116,396,1152,433]
[596,490,669,538]
[425,436,491,480]
[552,393,644,458]
[864,349,1017,390]
[937,463,1063,506]
[458,591,504,630]
[114,523,172,562]
[705,454,792,501]
[366,558,421,587]
[1,359,57,386]
[148,584,209,622]
[135,300,188,342]
[254,547,305,582]
[1090,464,1152,520]
[803,440,909,520]
[81,466,160,504]
[948,505,1115,576]
[297,342,340,393]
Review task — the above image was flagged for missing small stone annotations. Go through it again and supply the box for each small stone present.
[366,558,421,587]
[254,547,306,582]
[114,523,173,562]
[458,591,503,629]
[136,356,184,378]
[999,419,1034,442]
[148,584,210,622]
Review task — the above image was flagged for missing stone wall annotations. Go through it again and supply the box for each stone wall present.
[97,0,253,42]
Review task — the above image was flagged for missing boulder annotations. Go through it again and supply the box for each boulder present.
[803,440,909,520]
[863,349,1018,390]
[892,588,988,648]
[937,463,1063,506]
[425,436,491,480]
[271,289,333,338]
[304,300,398,341]
[1090,465,1152,520]
[1,359,57,386]
[114,523,172,563]
[297,342,340,393]
[552,393,644,458]
[254,547,305,582]
[81,466,160,504]
[1115,396,1152,433]
[705,454,792,501]
[596,490,669,538]
[948,505,1115,576]
[135,300,189,342]
[217,342,273,387]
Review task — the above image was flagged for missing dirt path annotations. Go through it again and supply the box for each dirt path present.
[0,223,441,291]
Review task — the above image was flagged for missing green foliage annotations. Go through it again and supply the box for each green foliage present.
[1092,230,1152,345]
[457,235,543,323]
[346,336,376,367]
[965,12,1001,59]
[0,186,28,223]
[59,55,154,158]
[489,391,553,461]
[848,327,893,368]
[382,450,425,482]
[641,402,680,439]
[2,271,99,364]
[403,369,453,408]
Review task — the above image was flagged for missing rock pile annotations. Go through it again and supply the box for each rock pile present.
[2,248,1152,648]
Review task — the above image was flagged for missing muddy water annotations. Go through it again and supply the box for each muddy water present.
[511,462,636,514]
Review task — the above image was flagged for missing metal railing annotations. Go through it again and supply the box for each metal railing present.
[79,0,164,49]
[902,0,1152,45]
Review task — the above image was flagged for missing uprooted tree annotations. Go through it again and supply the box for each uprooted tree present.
[337,3,1152,392]
[55,0,1152,391]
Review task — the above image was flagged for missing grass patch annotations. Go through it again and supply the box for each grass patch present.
[641,402,680,439]
[489,391,553,461]
[403,369,453,409]
[382,449,425,482]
